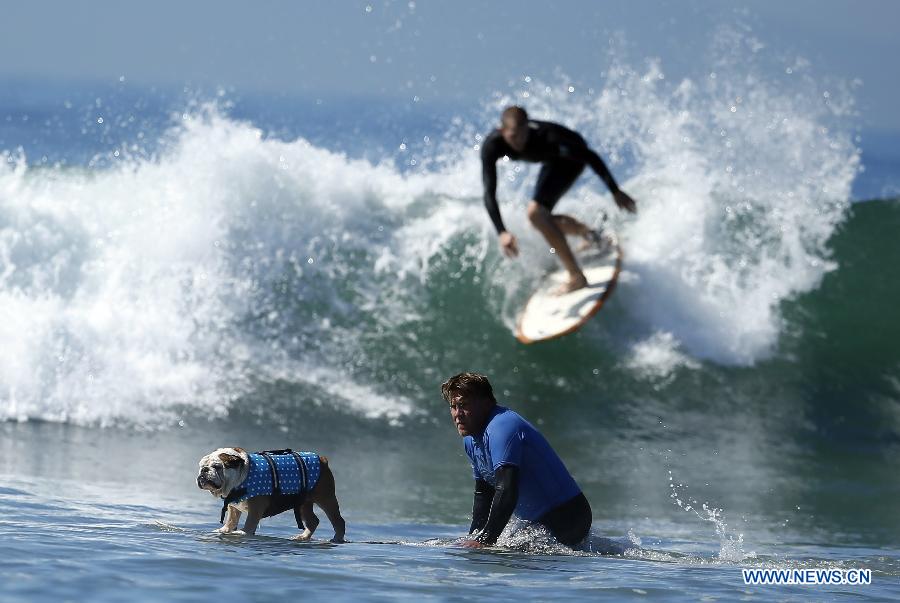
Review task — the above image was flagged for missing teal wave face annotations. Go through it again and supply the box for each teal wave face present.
[778,199,900,439]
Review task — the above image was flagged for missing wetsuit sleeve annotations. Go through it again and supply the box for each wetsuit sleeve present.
[481,136,507,234]
[473,465,519,545]
[469,478,495,534]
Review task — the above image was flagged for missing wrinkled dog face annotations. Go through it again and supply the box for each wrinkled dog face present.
[197,447,248,497]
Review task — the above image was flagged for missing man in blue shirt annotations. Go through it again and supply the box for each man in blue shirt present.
[442,372,592,548]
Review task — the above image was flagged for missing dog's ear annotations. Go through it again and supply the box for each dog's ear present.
[218,452,245,469]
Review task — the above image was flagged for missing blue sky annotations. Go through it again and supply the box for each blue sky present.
[1,1,899,131]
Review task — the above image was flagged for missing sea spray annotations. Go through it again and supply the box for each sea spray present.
[0,110,430,426]
[668,470,755,562]
[488,26,859,367]
[0,28,860,426]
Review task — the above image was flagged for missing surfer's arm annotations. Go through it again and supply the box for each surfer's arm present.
[472,465,519,545]
[577,146,620,194]
[570,144,637,213]
[481,143,507,234]
[469,478,494,534]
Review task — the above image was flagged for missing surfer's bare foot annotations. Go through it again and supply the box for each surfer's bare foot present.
[553,273,588,295]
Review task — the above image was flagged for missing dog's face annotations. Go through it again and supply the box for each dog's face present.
[197,447,248,498]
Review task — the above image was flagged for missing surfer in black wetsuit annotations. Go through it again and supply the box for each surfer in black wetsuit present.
[481,106,637,293]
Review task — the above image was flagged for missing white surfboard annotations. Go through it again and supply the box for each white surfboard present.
[515,236,622,344]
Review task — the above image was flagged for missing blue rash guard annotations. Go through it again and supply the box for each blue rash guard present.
[464,406,581,521]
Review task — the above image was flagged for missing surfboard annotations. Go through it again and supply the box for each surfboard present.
[515,235,622,344]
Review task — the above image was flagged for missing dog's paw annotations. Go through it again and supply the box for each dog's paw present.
[330,536,346,544]
[291,530,313,541]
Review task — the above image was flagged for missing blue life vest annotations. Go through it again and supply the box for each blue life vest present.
[220,449,321,525]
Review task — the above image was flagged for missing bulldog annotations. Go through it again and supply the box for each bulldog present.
[197,447,346,542]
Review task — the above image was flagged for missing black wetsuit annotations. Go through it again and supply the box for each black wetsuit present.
[481,120,621,234]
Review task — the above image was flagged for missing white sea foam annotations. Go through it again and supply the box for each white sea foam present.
[493,28,858,367]
[0,110,433,426]
[625,332,700,380]
[0,28,859,424]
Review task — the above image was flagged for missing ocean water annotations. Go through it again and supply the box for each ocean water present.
[2,31,900,602]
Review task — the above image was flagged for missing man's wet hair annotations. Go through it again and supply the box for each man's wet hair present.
[441,372,497,405]
[501,105,528,126]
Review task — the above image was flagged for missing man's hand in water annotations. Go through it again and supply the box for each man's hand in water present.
[499,231,519,258]
[613,190,637,213]
[460,539,486,549]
